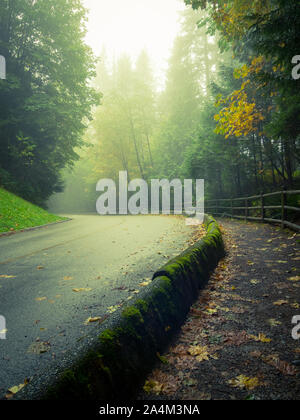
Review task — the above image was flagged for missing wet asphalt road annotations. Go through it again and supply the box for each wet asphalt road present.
[0,215,193,396]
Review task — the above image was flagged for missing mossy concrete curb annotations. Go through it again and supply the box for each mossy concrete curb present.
[17,215,224,400]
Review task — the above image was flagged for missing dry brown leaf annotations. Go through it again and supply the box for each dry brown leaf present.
[262,355,298,376]
[27,341,50,354]
[223,330,250,346]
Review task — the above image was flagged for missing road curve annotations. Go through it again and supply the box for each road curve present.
[0,215,194,396]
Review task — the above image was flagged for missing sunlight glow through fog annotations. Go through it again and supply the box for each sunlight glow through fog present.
[83,0,186,83]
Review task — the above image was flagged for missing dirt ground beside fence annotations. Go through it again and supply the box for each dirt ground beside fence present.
[138,219,300,400]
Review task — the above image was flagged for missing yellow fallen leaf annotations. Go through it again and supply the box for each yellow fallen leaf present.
[35,297,47,302]
[204,308,218,315]
[217,306,230,312]
[63,276,73,281]
[0,275,16,279]
[107,304,122,314]
[139,280,152,287]
[273,300,288,306]
[84,317,102,325]
[288,276,300,282]
[188,345,210,362]
[290,303,300,309]
[7,383,26,395]
[268,319,282,327]
[143,380,163,395]
[72,288,92,293]
[249,333,272,343]
[228,375,263,390]
[251,279,260,285]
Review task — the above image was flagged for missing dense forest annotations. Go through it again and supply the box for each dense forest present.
[0,0,99,205]
[0,0,299,212]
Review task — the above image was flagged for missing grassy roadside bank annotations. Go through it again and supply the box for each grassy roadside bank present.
[0,188,66,233]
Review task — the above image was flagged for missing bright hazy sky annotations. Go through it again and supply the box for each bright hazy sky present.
[83,0,186,82]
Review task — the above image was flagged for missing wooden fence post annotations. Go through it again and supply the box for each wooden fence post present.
[261,192,265,222]
[245,199,248,222]
[281,190,287,229]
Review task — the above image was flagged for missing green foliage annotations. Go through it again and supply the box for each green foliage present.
[0,187,65,233]
[184,0,300,191]
[0,0,99,205]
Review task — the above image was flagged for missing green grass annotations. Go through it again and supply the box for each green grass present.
[0,188,66,233]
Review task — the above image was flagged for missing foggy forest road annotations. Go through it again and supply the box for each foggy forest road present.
[0,215,194,397]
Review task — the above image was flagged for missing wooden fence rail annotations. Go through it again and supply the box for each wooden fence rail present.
[206,190,300,232]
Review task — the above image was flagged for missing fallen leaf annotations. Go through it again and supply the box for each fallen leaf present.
[188,345,210,362]
[35,297,47,302]
[204,308,218,315]
[273,300,288,306]
[0,275,16,279]
[156,352,169,364]
[249,333,272,343]
[288,276,300,282]
[107,304,122,314]
[27,341,50,354]
[63,276,73,281]
[250,279,260,285]
[139,280,152,287]
[228,375,263,390]
[223,330,249,346]
[262,355,298,376]
[72,288,92,293]
[268,319,282,327]
[84,317,102,325]
[6,381,27,397]
[143,380,163,395]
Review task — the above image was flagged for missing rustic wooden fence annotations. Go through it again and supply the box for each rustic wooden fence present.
[206,190,300,232]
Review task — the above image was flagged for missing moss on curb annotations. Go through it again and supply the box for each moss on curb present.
[20,215,224,400]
